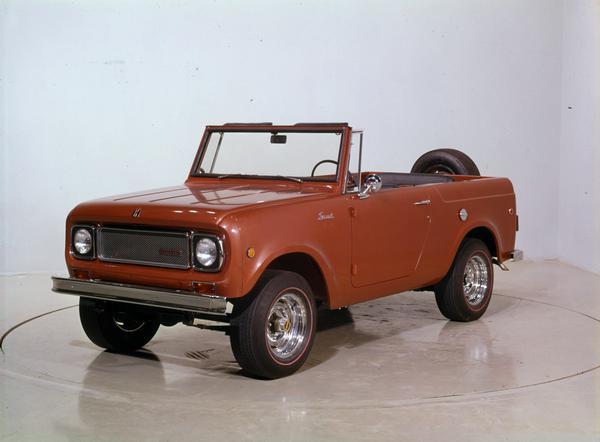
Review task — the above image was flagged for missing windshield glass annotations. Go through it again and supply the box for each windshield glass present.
[195,131,343,182]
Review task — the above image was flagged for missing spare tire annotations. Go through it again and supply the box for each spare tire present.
[411,149,480,176]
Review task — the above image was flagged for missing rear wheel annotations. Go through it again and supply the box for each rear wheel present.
[79,298,160,352]
[411,148,480,175]
[230,270,317,379]
[434,238,494,321]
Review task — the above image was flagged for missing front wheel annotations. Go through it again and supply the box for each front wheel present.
[230,270,317,379]
[79,298,160,352]
[434,238,494,322]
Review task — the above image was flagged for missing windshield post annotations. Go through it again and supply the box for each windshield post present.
[353,130,364,192]
[337,127,360,194]
[209,132,224,173]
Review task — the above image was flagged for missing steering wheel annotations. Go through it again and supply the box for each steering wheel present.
[311,159,338,177]
[310,159,357,188]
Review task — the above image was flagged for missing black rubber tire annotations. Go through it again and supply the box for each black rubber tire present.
[411,148,480,176]
[434,238,494,322]
[229,270,317,379]
[79,298,160,352]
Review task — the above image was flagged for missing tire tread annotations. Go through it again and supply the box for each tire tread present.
[79,299,159,352]
[230,270,316,379]
[434,238,493,322]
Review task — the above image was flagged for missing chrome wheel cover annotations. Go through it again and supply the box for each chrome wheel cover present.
[463,255,489,306]
[266,291,308,361]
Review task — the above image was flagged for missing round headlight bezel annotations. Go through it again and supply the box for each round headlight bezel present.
[71,226,95,259]
[192,234,223,272]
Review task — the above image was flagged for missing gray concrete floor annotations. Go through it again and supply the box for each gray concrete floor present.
[1,261,599,441]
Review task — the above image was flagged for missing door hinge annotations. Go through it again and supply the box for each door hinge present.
[351,264,358,275]
[349,207,356,217]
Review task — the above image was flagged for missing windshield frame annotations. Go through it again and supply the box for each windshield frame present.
[189,124,349,184]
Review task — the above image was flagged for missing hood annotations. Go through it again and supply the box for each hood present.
[69,182,331,228]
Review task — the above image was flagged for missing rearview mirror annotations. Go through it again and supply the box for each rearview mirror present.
[270,134,287,144]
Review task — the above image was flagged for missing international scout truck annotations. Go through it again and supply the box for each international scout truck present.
[53,123,521,379]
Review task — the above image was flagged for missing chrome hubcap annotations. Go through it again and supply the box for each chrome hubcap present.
[463,255,489,306]
[266,291,308,360]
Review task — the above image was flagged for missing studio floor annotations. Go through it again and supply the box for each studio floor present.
[1,261,599,441]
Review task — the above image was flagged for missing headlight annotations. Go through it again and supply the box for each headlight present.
[196,238,217,266]
[193,235,222,271]
[71,226,95,258]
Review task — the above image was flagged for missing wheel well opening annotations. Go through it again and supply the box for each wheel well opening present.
[267,253,329,307]
[465,227,498,258]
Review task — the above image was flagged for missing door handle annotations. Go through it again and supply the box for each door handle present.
[413,199,431,206]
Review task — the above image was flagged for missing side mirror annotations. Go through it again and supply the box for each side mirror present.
[358,174,382,199]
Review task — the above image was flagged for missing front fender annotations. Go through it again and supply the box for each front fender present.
[241,244,337,300]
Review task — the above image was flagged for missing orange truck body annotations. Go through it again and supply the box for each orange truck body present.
[62,123,517,309]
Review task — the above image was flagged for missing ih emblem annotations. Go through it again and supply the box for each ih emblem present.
[132,208,142,218]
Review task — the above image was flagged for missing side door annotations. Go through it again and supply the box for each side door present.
[350,186,432,287]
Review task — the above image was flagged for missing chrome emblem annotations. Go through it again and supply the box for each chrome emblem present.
[132,208,142,218]
[159,248,183,257]
[317,211,335,221]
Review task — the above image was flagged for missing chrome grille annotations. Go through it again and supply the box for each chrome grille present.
[98,228,190,269]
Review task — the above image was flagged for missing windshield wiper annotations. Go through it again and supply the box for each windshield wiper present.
[273,175,303,183]
[217,173,253,179]
[217,174,303,183]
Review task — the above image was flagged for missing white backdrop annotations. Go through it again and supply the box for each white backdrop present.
[1,0,599,274]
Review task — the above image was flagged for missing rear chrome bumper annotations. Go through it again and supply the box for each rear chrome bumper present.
[510,250,524,262]
[51,277,227,315]
[494,250,524,271]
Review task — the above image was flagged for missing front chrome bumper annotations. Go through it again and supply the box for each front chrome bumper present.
[52,277,227,315]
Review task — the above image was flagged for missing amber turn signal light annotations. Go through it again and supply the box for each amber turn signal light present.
[73,269,91,280]
[192,281,216,295]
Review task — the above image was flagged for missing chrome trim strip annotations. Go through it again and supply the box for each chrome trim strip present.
[52,277,227,314]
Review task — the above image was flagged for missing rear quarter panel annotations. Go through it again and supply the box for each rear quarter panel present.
[422,176,517,283]
[336,176,517,305]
